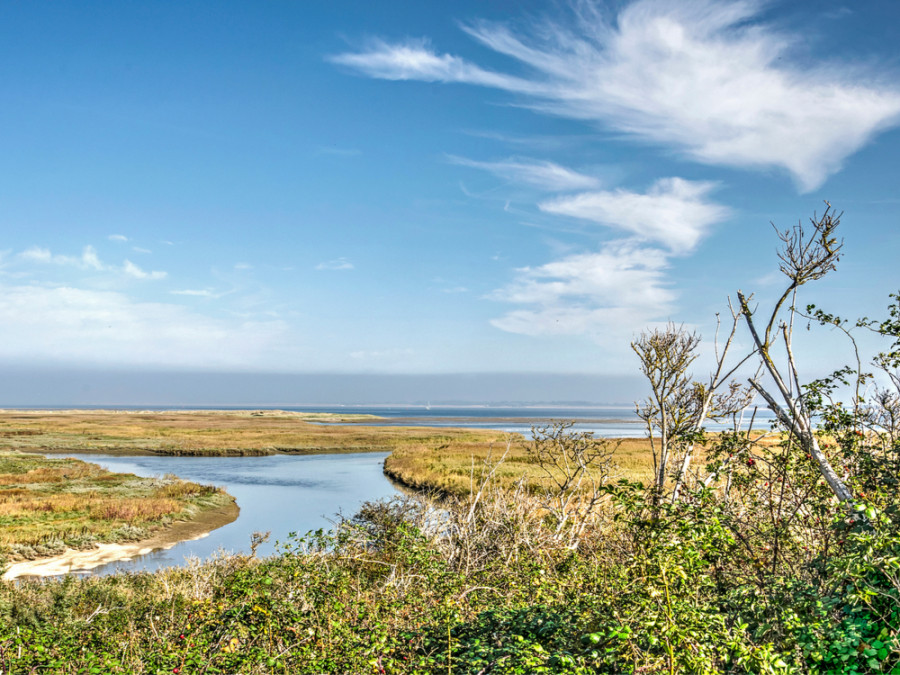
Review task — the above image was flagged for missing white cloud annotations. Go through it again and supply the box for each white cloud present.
[487,176,725,335]
[122,260,167,280]
[447,155,602,191]
[81,246,103,270]
[316,257,354,271]
[490,241,675,336]
[330,38,538,92]
[132,246,152,254]
[234,262,253,271]
[19,246,53,263]
[171,289,216,297]
[20,245,104,271]
[108,234,128,242]
[0,284,290,369]
[539,177,728,253]
[19,245,165,280]
[334,0,900,191]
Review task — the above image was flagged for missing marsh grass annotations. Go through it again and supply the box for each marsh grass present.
[383,435,660,496]
[0,409,511,457]
[0,450,230,561]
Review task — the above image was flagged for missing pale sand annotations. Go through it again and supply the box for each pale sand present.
[3,500,239,581]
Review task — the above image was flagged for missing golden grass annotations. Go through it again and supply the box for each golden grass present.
[383,435,658,496]
[0,450,231,558]
[0,409,511,456]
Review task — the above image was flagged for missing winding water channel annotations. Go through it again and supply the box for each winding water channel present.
[50,406,775,576]
[73,451,399,575]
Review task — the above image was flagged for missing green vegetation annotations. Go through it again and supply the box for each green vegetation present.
[0,451,233,564]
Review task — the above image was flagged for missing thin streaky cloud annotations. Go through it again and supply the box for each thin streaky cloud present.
[108,234,128,242]
[20,245,103,271]
[315,257,354,271]
[123,260,167,280]
[171,289,217,297]
[447,155,602,191]
[19,245,165,280]
[330,38,541,93]
[334,0,900,191]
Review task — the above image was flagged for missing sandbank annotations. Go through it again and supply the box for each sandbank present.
[3,500,239,581]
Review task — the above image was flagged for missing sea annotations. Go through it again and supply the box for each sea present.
[32,404,776,438]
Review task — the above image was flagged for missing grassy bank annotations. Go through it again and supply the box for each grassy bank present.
[0,409,510,457]
[0,450,234,565]
[383,432,656,495]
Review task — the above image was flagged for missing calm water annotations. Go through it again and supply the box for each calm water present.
[76,452,398,575]
[55,405,775,575]
[184,405,648,437]
[282,405,772,437]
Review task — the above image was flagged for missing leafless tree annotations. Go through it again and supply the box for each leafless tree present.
[632,315,752,503]
[527,420,618,548]
[736,203,855,503]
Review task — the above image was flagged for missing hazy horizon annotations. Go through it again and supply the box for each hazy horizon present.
[0,369,645,408]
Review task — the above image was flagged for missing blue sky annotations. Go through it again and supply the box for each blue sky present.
[1,1,899,403]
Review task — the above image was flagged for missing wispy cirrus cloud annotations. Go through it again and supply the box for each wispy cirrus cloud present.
[333,0,900,191]
[18,245,166,280]
[540,177,728,253]
[331,38,538,91]
[122,260,166,280]
[447,155,602,191]
[316,257,354,271]
[20,245,102,270]
[171,289,217,297]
